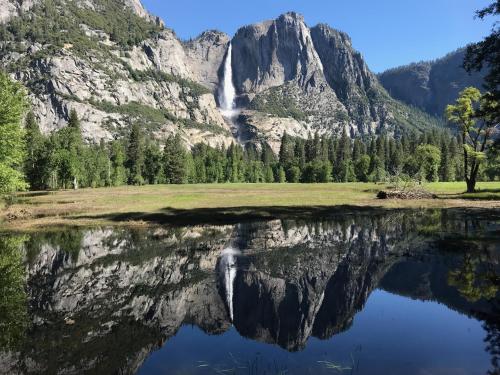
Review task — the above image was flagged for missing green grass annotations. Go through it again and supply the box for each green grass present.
[426,182,500,199]
[1,182,499,231]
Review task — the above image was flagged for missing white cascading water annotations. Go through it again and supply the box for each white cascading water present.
[219,246,239,321]
[218,43,239,120]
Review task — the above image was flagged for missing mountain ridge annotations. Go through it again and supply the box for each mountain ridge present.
[379,48,486,117]
[0,1,445,150]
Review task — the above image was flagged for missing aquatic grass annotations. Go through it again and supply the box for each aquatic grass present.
[195,352,289,375]
[317,360,353,372]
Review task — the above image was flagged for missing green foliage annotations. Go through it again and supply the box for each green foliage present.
[0,235,28,350]
[464,1,500,124]
[3,0,162,52]
[355,155,370,182]
[110,140,127,186]
[18,108,470,189]
[386,99,445,135]
[250,86,306,121]
[24,112,47,190]
[69,0,162,49]
[126,123,145,185]
[92,100,176,133]
[415,144,441,182]
[0,72,28,194]
[446,87,496,192]
[448,254,498,303]
[125,67,210,96]
[484,139,500,180]
[144,141,164,184]
[163,134,187,184]
[50,109,84,189]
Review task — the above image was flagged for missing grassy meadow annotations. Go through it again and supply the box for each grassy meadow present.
[0,181,499,231]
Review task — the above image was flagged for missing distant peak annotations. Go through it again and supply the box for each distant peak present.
[188,29,229,45]
[278,11,305,23]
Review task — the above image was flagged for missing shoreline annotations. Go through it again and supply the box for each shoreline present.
[1,182,499,232]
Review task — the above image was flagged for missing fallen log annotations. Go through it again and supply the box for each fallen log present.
[377,189,437,200]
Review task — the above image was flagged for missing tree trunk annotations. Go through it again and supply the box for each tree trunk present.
[466,178,476,193]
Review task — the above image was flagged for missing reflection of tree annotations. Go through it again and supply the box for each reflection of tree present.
[25,230,84,263]
[447,253,498,303]
[0,235,28,349]
[481,303,500,375]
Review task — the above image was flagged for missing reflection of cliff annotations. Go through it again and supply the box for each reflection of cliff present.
[229,216,410,351]
[3,226,234,375]
[0,209,497,374]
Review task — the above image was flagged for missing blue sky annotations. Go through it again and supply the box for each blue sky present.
[141,0,495,72]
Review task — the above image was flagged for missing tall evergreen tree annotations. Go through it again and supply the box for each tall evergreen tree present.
[439,136,452,182]
[144,141,163,184]
[126,124,145,185]
[110,140,126,186]
[163,134,187,184]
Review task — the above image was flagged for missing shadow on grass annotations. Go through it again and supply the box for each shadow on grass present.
[439,189,500,201]
[474,188,500,193]
[73,205,500,228]
[16,191,53,198]
[76,205,398,227]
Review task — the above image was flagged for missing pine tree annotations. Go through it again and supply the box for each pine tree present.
[294,138,306,171]
[126,123,145,185]
[110,140,127,186]
[335,128,352,182]
[144,141,163,184]
[279,132,294,168]
[277,166,286,183]
[439,136,451,182]
[226,142,244,183]
[163,134,187,184]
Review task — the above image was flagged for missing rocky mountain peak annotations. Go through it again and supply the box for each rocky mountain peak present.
[0,4,445,149]
[278,11,305,23]
[192,29,229,44]
[231,12,325,95]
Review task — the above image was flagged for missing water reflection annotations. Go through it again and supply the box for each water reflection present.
[0,208,498,374]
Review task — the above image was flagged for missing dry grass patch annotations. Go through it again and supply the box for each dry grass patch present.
[1,182,499,231]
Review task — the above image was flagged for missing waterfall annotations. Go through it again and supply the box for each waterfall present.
[218,43,237,118]
[219,246,239,322]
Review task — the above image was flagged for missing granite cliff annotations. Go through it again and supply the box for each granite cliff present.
[0,0,443,150]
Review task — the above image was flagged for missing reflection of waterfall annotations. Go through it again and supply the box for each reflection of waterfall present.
[219,246,240,321]
[218,43,243,141]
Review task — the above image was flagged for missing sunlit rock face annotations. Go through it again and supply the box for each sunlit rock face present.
[184,30,231,92]
[231,13,325,94]
[0,1,446,148]
[0,209,498,374]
